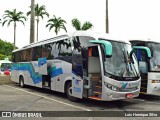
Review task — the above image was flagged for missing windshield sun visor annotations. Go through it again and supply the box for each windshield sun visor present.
[89,40,112,57]
[131,46,151,58]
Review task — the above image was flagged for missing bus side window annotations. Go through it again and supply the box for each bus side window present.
[12,53,15,62]
[33,46,42,61]
[42,44,52,59]
[22,49,28,62]
[14,51,22,62]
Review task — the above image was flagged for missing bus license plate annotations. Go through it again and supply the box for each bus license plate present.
[126,93,133,98]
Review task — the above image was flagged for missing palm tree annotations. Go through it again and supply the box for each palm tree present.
[27,3,49,41]
[2,9,27,49]
[46,15,67,35]
[106,0,109,33]
[71,18,93,30]
[30,0,35,43]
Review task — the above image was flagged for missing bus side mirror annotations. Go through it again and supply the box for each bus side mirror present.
[130,46,151,62]
[89,40,112,57]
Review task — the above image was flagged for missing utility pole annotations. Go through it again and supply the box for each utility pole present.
[106,0,109,33]
[30,0,35,43]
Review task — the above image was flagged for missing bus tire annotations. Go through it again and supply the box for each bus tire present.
[66,82,78,102]
[19,76,25,88]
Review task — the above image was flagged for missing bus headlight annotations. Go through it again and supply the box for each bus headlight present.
[111,86,117,91]
[104,82,119,91]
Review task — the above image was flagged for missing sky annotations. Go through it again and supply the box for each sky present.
[0,0,160,48]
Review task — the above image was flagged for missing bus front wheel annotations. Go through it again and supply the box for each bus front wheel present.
[19,76,25,88]
[66,82,78,102]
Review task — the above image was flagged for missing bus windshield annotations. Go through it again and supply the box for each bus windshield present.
[103,40,139,78]
[148,42,160,71]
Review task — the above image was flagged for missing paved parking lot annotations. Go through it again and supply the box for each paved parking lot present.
[1,83,160,120]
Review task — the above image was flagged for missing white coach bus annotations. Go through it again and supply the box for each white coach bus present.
[11,31,150,101]
[130,39,160,95]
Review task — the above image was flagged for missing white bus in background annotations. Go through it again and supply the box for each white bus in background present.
[130,39,160,95]
[0,59,12,75]
[11,31,150,101]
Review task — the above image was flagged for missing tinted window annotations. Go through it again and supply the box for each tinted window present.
[42,38,72,63]
[22,49,32,61]
[42,43,53,59]
[54,39,72,63]
[57,39,72,57]
[12,53,15,62]
[32,46,42,61]
[14,51,22,62]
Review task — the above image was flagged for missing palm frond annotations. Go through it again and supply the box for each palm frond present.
[7,20,14,27]
[46,23,53,28]
[18,16,27,21]
[18,20,25,26]
[3,15,12,20]
[49,25,54,31]
[71,18,81,30]
[26,11,31,16]
[2,19,8,26]
[82,21,93,30]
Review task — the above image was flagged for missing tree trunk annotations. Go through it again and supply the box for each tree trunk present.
[36,18,39,42]
[14,22,16,49]
[106,0,109,33]
[30,0,35,43]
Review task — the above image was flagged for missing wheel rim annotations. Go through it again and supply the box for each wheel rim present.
[20,79,23,87]
[68,87,72,96]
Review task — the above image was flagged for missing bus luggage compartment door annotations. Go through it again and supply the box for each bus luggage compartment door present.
[38,58,47,75]
[72,74,83,98]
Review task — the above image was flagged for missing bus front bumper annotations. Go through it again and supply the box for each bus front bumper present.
[101,89,140,101]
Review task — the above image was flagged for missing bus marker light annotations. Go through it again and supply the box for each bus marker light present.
[152,80,160,83]
[126,93,133,98]
[152,80,156,83]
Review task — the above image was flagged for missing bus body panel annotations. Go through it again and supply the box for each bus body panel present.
[72,73,83,98]
[38,58,47,75]
[11,59,84,98]
[11,62,43,88]
[147,72,160,95]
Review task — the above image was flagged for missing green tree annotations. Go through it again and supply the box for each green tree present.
[71,18,93,30]
[0,39,15,60]
[46,15,67,35]
[27,3,49,41]
[0,54,5,60]
[2,9,27,49]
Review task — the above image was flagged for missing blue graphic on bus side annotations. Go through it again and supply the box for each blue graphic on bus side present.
[11,63,42,84]
[38,58,47,67]
[73,87,81,92]
[50,68,63,78]
[75,80,79,85]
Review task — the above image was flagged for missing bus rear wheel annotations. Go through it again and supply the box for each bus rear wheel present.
[66,82,78,102]
[19,76,25,88]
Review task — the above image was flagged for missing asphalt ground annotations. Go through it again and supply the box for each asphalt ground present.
[0,83,160,120]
